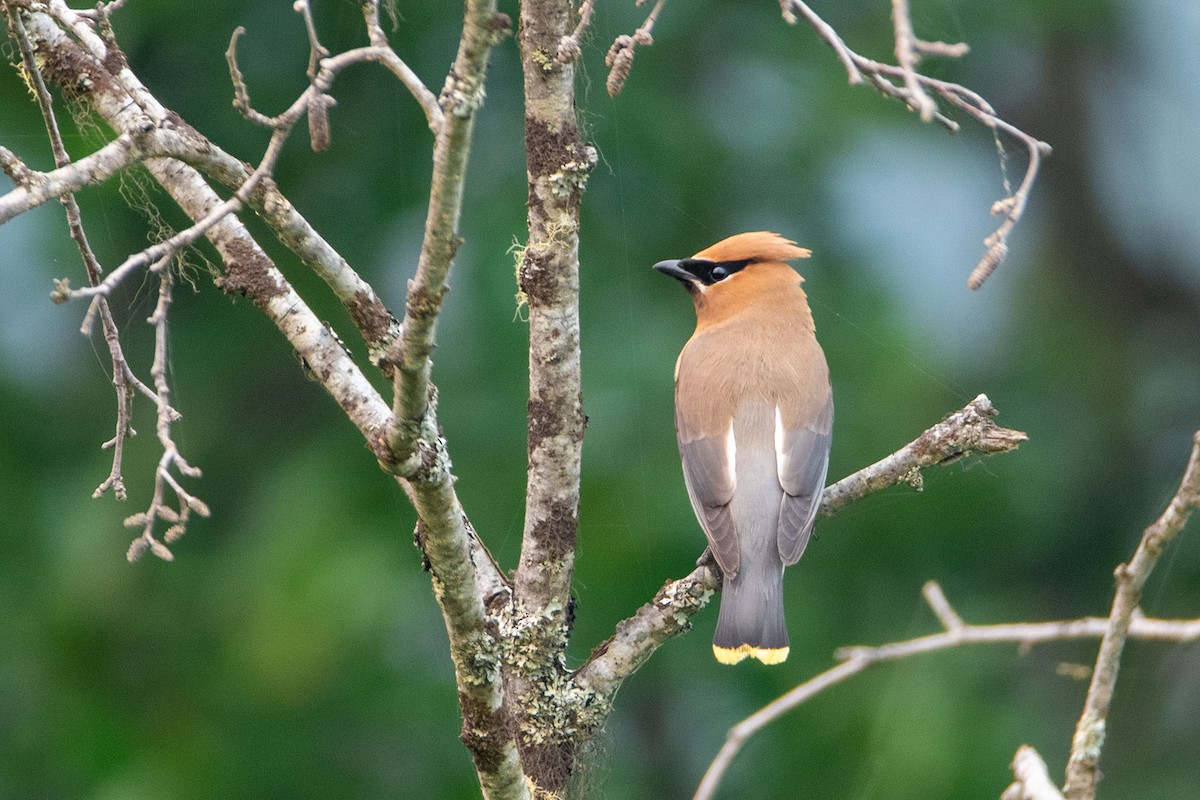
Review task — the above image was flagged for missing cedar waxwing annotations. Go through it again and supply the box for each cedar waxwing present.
[655,232,833,665]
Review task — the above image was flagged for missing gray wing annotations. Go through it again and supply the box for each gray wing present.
[777,394,833,565]
[677,414,740,578]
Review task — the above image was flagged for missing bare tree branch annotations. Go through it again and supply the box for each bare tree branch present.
[360,0,445,135]
[224,25,281,128]
[151,130,402,360]
[889,0,941,121]
[90,298,149,503]
[820,393,1027,515]
[0,133,145,223]
[693,581,1200,800]
[294,0,329,84]
[1003,746,1066,800]
[13,0,394,508]
[4,0,473,551]
[573,394,1027,709]
[603,0,667,96]
[1064,430,1200,800]
[15,3,404,435]
[572,563,718,703]
[0,117,403,364]
[779,0,1051,289]
[509,0,595,790]
[350,0,526,794]
[51,38,423,307]
[75,0,128,20]
[694,433,1200,800]
[123,273,210,562]
[554,0,594,64]
[4,4,198,533]
[383,1,507,470]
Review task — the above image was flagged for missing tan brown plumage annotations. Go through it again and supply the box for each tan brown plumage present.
[655,232,833,664]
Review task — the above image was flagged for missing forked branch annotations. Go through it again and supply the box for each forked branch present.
[1064,431,1200,800]
[694,581,1200,800]
[780,0,1050,289]
[5,4,200,547]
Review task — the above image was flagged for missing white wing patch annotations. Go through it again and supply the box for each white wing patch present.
[774,405,788,479]
[725,420,737,488]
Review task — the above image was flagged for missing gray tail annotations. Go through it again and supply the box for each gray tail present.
[712,571,789,665]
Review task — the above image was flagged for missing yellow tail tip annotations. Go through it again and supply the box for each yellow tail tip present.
[750,646,789,665]
[713,644,790,665]
[713,645,750,664]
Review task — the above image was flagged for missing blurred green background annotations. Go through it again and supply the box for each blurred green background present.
[2,0,1199,798]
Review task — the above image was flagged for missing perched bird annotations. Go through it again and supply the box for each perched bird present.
[654,232,833,665]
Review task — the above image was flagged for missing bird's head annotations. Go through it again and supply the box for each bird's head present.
[653,232,812,323]
[653,231,810,290]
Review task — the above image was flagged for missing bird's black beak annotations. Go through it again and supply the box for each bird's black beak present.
[653,259,696,285]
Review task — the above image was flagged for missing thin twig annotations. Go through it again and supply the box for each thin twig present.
[693,581,1200,800]
[890,0,937,121]
[357,0,445,131]
[75,0,128,21]
[695,656,867,800]
[225,27,279,127]
[0,131,198,226]
[1063,431,1200,800]
[921,580,964,631]
[360,1,445,134]
[555,0,595,64]
[915,38,969,59]
[6,6,154,505]
[779,0,862,83]
[604,0,667,96]
[124,272,210,562]
[294,0,330,81]
[382,5,510,472]
[1003,745,1066,800]
[779,0,1050,289]
[293,0,335,151]
[92,298,163,501]
[374,48,444,135]
[361,0,390,48]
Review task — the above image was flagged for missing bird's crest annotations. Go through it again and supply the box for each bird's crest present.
[692,231,811,264]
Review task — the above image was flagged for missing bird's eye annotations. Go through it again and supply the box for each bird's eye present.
[710,266,729,281]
